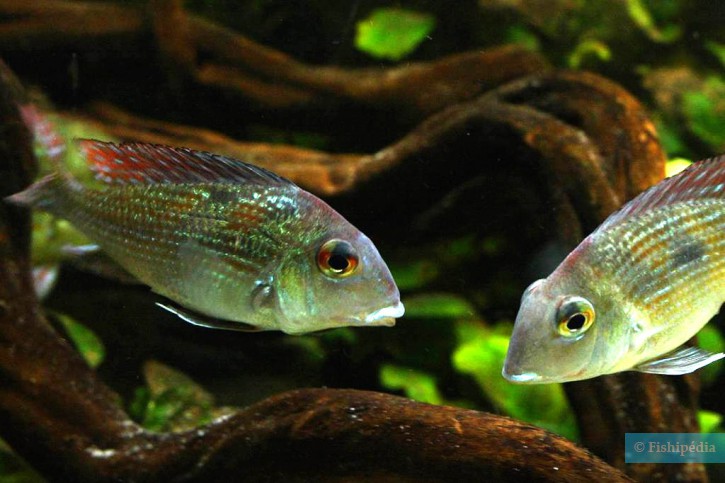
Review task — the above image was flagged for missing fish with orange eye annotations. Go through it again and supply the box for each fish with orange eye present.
[317,239,359,277]
[8,140,404,334]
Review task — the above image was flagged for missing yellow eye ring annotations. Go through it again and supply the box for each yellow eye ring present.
[556,296,595,337]
[317,239,359,278]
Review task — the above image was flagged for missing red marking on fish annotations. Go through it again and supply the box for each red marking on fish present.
[80,140,291,187]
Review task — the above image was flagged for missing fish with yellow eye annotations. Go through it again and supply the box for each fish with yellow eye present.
[503,155,725,383]
[7,140,404,335]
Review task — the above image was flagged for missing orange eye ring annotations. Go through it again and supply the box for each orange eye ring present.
[317,239,359,278]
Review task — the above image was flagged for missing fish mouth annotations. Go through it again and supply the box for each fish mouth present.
[363,301,405,326]
[502,370,542,383]
[502,364,590,384]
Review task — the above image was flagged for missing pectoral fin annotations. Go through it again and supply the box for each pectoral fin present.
[61,244,102,256]
[634,346,725,375]
[156,302,261,332]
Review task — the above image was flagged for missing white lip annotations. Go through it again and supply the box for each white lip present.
[365,301,405,324]
[502,371,541,383]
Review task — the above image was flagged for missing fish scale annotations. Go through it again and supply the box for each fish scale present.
[575,202,725,355]
[71,184,304,299]
[593,203,725,309]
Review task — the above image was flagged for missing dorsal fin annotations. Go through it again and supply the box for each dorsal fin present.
[78,139,295,187]
[597,156,725,232]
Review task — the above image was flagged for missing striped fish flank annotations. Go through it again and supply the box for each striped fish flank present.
[7,140,404,334]
[504,156,725,383]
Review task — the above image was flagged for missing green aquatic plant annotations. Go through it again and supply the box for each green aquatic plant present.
[355,7,435,61]
[624,0,681,43]
[373,288,578,440]
[698,410,723,433]
[2,1,725,479]
[54,312,105,369]
[698,325,725,386]
[29,114,113,266]
[380,364,443,406]
[682,76,725,151]
[641,67,725,158]
[32,114,112,184]
[31,214,92,267]
[664,157,692,178]
[503,25,540,53]
[654,116,689,158]
[387,236,501,292]
[453,320,578,441]
[402,293,477,320]
[129,361,234,432]
[706,41,725,69]
[567,39,611,69]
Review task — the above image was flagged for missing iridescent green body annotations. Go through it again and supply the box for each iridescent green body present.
[58,182,322,325]
[504,157,725,383]
[10,140,404,334]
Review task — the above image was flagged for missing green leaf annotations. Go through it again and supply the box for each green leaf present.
[402,293,477,320]
[128,387,152,426]
[567,39,611,69]
[682,77,725,150]
[625,0,680,43]
[129,360,233,432]
[698,410,723,433]
[380,364,443,405]
[452,320,578,440]
[448,236,476,259]
[504,25,540,52]
[355,8,435,61]
[706,41,725,69]
[31,213,93,266]
[665,157,692,178]
[54,313,105,368]
[698,325,725,386]
[28,113,111,267]
[654,117,688,158]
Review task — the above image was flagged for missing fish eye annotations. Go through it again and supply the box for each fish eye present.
[556,296,595,338]
[317,239,359,278]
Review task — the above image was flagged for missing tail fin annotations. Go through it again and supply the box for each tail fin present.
[5,174,63,210]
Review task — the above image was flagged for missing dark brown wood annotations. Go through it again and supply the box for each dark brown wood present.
[0,0,548,119]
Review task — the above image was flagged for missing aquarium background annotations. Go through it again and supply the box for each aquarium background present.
[0,0,724,481]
